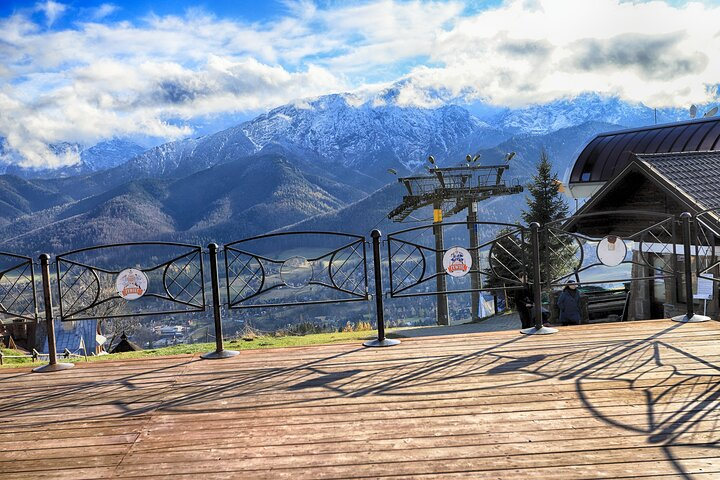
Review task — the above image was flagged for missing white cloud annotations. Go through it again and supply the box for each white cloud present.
[35,0,67,27]
[90,3,119,20]
[0,55,343,168]
[0,0,719,168]
[396,0,720,108]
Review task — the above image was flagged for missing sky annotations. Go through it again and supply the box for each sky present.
[1,0,719,168]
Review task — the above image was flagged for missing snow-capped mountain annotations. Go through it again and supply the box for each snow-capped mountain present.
[107,93,509,182]
[1,138,146,178]
[1,88,709,254]
[495,93,687,134]
[241,94,508,171]
[80,139,147,172]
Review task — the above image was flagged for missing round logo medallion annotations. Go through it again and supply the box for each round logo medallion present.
[597,235,627,267]
[443,246,473,278]
[116,268,148,300]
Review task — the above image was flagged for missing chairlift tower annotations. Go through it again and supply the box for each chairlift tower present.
[388,158,523,325]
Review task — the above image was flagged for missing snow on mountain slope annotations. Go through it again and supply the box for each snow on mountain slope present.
[496,93,686,134]
[240,94,508,171]
[1,139,146,178]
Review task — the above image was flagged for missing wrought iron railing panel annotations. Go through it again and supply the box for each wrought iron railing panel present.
[544,211,678,288]
[224,232,368,309]
[0,252,38,324]
[387,221,529,298]
[56,242,205,321]
[694,209,720,283]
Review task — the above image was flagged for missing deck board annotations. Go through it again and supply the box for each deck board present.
[1,319,720,479]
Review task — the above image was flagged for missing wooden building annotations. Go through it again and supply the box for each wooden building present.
[567,117,720,320]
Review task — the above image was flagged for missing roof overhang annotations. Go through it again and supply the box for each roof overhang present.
[563,156,718,234]
[568,182,604,199]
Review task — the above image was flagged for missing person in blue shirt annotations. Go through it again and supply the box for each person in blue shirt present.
[557,281,582,326]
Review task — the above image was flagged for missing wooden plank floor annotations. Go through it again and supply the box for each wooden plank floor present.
[2,319,720,479]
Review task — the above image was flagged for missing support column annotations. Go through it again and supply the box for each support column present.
[32,254,74,373]
[673,212,709,323]
[201,243,240,359]
[521,222,558,335]
[468,203,480,322]
[434,203,449,326]
[364,230,400,347]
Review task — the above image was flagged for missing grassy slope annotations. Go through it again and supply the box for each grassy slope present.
[0,329,400,368]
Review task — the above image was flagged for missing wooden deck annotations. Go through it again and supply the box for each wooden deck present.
[2,319,720,479]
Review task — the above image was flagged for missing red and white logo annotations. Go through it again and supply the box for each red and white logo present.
[116,268,148,300]
[443,247,472,278]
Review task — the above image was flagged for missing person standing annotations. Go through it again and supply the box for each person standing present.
[557,282,582,326]
[512,276,535,329]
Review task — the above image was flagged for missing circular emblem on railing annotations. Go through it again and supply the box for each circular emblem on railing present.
[597,235,627,267]
[443,246,472,277]
[116,268,148,300]
[281,256,313,288]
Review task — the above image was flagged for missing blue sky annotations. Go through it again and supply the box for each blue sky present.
[1,0,719,167]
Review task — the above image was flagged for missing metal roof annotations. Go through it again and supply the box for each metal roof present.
[569,116,720,185]
[637,151,720,211]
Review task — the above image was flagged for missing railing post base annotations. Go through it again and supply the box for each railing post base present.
[33,253,74,374]
[200,349,240,360]
[201,243,239,360]
[673,212,705,324]
[671,313,710,323]
[364,230,400,349]
[524,222,558,336]
[520,326,559,335]
[32,362,74,373]
[363,338,401,347]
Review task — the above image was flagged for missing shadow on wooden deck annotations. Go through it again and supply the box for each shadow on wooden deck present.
[1,319,719,479]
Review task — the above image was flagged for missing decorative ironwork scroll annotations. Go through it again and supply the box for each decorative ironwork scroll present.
[56,242,205,321]
[225,232,368,309]
[544,211,679,287]
[0,252,38,324]
[693,209,720,284]
[387,221,529,298]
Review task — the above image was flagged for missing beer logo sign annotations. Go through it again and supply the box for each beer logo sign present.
[116,268,148,301]
[443,246,472,278]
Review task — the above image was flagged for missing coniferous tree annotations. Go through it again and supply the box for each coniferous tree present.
[522,150,569,226]
[521,150,575,285]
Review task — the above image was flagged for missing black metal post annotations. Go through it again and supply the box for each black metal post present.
[364,230,400,347]
[201,243,240,359]
[520,223,558,335]
[433,203,449,326]
[673,212,709,322]
[32,254,73,373]
[467,203,480,322]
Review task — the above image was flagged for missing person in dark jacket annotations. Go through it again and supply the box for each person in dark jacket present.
[512,276,535,329]
[557,282,582,326]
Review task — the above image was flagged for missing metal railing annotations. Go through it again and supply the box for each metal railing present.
[0,252,38,324]
[2,210,714,372]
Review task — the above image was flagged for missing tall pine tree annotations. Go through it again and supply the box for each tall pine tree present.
[522,150,575,285]
[522,150,569,225]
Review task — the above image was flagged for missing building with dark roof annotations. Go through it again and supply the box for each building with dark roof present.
[571,151,720,223]
[566,117,720,321]
[569,117,720,198]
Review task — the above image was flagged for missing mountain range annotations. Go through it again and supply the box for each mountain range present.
[0,139,147,179]
[0,91,694,255]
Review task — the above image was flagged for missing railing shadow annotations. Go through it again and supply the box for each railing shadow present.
[1,322,718,478]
